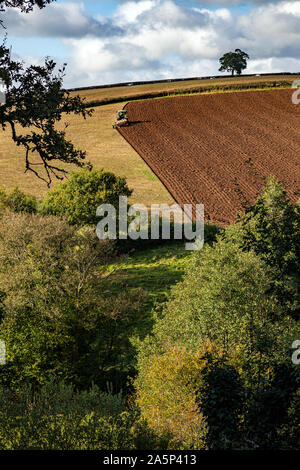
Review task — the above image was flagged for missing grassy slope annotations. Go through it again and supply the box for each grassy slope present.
[0,102,174,207]
[70,74,299,104]
[105,243,191,325]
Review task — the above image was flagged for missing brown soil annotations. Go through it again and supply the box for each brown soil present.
[118,89,300,225]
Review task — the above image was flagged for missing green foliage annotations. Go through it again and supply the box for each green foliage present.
[40,168,132,225]
[136,178,300,449]
[284,387,300,449]
[244,363,299,449]
[0,410,169,450]
[138,239,294,364]
[219,49,249,75]
[0,177,299,449]
[0,212,145,391]
[116,222,220,254]
[196,354,244,449]
[0,187,38,214]
[0,378,124,419]
[0,412,132,450]
[136,345,210,449]
[0,379,170,450]
[227,177,300,320]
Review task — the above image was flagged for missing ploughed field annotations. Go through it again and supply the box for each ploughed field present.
[118,89,300,225]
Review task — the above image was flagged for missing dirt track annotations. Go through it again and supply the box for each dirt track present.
[118,89,300,225]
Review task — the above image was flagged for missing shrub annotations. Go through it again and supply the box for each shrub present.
[0,187,37,214]
[0,379,170,450]
[0,410,170,450]
[40,168,132,225]
[0,378,124,419]
[196,353,244,449]
[136,344,211,449]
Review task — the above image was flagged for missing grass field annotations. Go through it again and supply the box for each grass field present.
[70,74,300,104]
[104,243,191,324]
[0,101,174,207]
[1,74,299,208]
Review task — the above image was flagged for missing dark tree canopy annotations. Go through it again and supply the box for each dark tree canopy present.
[0,0,52,26]
[219,48,249,76]
[0,0,94,185]
[0,0,52,14]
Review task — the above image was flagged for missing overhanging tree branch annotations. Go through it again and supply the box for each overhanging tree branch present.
[0,38,93,185]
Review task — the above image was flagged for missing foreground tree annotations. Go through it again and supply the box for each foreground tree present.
[0,213,145,391]
[0,0,93,184]
[136,180,300,449]
[219,49,249,76]
[227,177,300,321]
[136,238,299,448]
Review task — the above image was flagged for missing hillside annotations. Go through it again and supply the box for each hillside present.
[1,74,300,209]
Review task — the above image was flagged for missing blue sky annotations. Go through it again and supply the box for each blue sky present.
[83,0,120,17]
[2,0,300,87]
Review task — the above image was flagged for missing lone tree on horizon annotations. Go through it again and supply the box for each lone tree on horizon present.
[219,49,249,76]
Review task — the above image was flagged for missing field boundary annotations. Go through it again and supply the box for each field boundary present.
[68,72,299,92]
[82,79,295,109]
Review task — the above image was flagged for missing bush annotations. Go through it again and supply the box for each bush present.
[136,344,212,449]
[116,221,221,254]
[0,187,37,214]
[40,168,132,225]
[0,410,170,450]
[0,378,124,419]
[196,353,244,449]
[0,379,170,450]
[40,169,220,250]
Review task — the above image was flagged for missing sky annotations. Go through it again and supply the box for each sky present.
[2,0,300,88]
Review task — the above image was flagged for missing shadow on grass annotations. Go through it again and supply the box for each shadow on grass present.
[99,227,221,391]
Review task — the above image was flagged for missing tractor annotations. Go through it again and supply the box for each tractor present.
[112,110,129,128]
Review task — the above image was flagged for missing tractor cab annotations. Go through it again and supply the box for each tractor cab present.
[116,110,128,120]
[113,110,129,128]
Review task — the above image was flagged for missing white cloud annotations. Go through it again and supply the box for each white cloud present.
[113,0,155,25]
[63,0,231,86]
[2,2,122,38]
[236,2,300,58]
[4,0,300,86]
[247,56,300,73]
